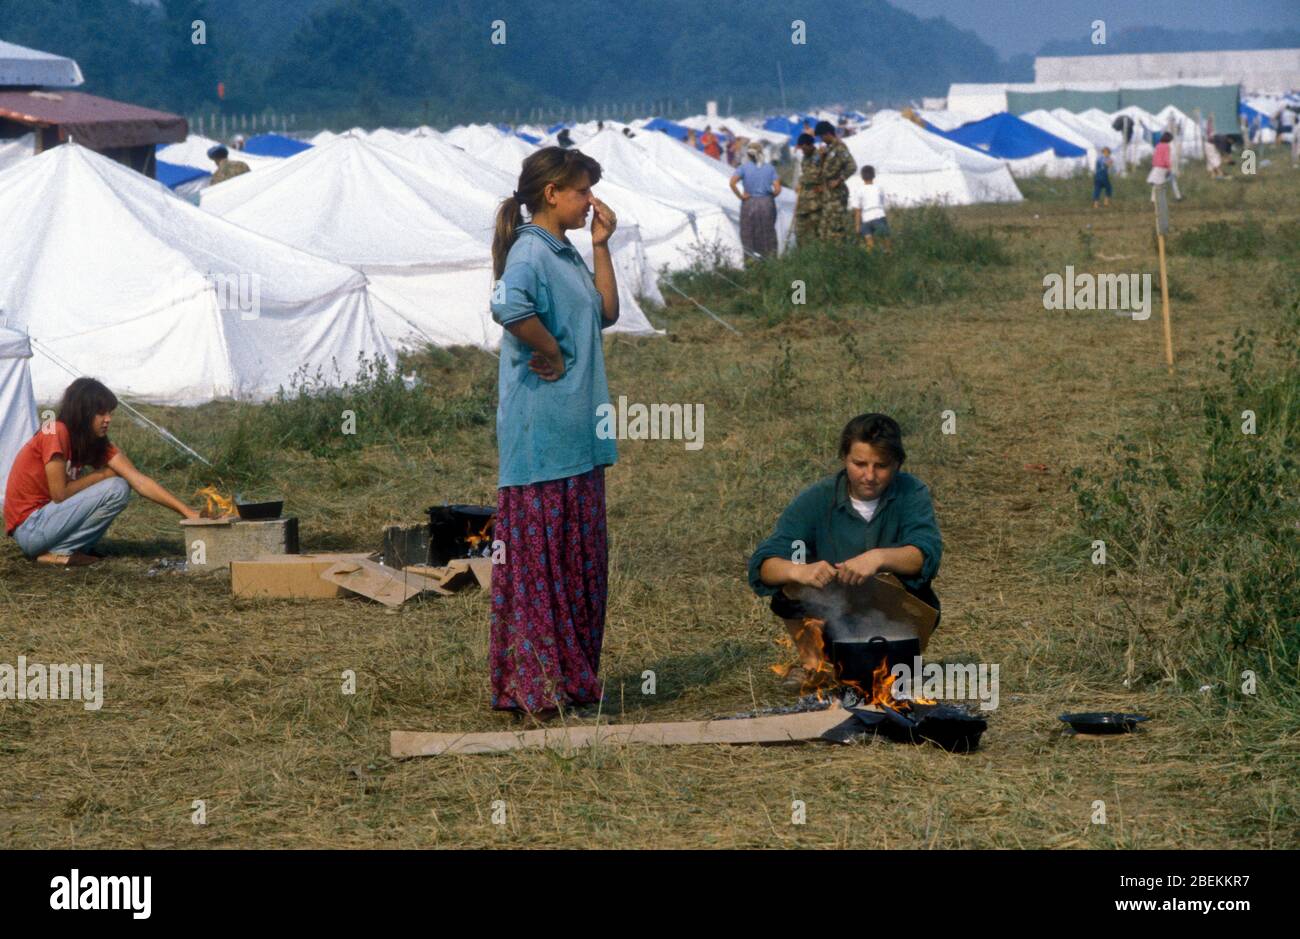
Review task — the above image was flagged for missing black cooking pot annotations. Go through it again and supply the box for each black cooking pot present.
[830,635,921,687]
[426,504,496,565]
[234,498,283,520]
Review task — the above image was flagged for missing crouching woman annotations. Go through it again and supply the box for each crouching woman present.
[4,378,198,565]
[747,413,942,686]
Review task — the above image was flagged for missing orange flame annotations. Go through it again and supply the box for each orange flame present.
[195,486,235,519]
[465,515,495,554]
[773,616,938,711]
[865,657,938,712]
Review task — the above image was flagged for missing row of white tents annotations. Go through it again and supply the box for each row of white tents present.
[0,99,1212,410]
[0,114,806,406]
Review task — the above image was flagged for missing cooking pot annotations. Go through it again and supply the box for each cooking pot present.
[829,635,921,687]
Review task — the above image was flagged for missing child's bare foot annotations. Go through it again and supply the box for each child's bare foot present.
[34,552,98,567]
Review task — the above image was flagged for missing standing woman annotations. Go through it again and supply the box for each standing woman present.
[730,142,782,260]
[4,377,198,565]
[488,147,620,716]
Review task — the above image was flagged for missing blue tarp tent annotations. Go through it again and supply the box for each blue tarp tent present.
[155,159,208,190]
[1239,102,1272,129]
[935,112,1086,159]
[643,117,689,141]
[243,133,312,158]
[763,115,820,144]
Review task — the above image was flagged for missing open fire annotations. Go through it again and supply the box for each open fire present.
[465,515,495,555]
[772,616,936,714]
[195,486,236,519]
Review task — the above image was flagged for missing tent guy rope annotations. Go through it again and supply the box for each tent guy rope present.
[27,336,213,467]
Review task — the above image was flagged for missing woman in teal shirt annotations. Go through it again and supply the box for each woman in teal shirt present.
[487,147,620,717]
[749,413,942,687]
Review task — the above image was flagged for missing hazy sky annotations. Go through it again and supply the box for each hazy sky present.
[889,0,1300,57]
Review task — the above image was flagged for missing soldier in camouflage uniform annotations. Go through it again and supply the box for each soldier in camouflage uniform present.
[793,133,823,247]
[207,145,251,186]
[814,121,857,241]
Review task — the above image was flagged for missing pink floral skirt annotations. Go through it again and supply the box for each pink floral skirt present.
[489,467,608,712]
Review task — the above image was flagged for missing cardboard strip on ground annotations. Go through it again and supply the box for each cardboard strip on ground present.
[405,558,492,592]
[320,558,450,607]
[391,704,857,757]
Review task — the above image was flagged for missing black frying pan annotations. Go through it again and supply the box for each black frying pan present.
[1059,712,1148,734]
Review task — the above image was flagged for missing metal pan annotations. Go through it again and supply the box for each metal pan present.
[1059,712,1148,734]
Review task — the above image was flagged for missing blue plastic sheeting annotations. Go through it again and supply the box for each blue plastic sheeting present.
[242,133,312,158]
[156,159,209,189]
[935,111,1086,159]
[762,115,818,143]
[643,117,689,141]
[1239,102,1272,129]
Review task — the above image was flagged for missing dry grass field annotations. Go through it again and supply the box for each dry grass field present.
[1,148,1296,849]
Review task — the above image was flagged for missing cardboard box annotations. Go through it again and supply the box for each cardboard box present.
[405,557,493,591]
[319,557,450,607]
[231,553,374,599]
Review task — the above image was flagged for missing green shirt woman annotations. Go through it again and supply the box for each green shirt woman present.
[749,413,943,684]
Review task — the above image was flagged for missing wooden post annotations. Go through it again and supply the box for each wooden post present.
[1153,185,1174,374]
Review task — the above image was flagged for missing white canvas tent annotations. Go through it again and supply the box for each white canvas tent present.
[443,123,510,153]
[843,115,1023,207]
[203,135,500,350]
[677,114,790,146]
[1019,109,1101,168]
[1079,108,1152,162]
[0,132,34,173]
[1155,105,1206,159]
[369,130,665,330]
[0,143,395,405]
[582,128,799,264]
[463,133,688,305]
[155,134,281,175]
[0,326,39,507]
[1048,108,1128,172]
[204,135,661,349]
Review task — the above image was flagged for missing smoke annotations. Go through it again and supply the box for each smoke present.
[796,584,917,642]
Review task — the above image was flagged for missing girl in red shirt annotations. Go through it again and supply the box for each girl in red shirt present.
[4,378,198,565]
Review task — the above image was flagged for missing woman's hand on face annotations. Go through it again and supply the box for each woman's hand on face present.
[793,560,837,589]
[835,550,881,586]
[528,348,566,382]
[590,196,617,246]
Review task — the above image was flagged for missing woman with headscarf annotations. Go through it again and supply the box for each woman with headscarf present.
[730,142,782,260]
[487,147,620,718]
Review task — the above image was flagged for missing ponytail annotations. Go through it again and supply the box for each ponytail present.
[492,195,523,281]
[491,146,603,281]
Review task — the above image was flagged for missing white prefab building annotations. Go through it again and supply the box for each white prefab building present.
[1035,48,1300,92]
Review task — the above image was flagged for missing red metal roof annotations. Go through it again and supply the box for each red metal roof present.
[0,89,185,149]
